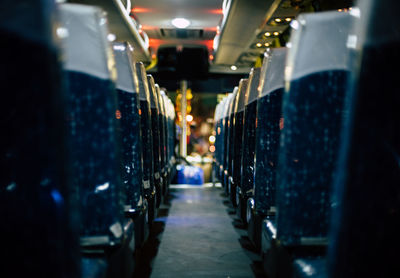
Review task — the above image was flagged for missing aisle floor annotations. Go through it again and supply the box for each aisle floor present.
[135,184,266,278]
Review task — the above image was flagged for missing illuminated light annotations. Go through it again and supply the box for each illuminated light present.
[290,20,299,30]
[115,110,122,119]
[264,42,270,47]
[265,32,271,37]
[256,42,262,48]
[338,9,343,12]
[186,114,193,122]
[113,44,126,51]
[209,145,216,153]
[209,54,214,60]
[230,65,237,71]
[95,182,110,193]
[208,8,223,14]
[285,17,292,22]
[171,18,191,29]
[131,7,152,13]
[280,117,284,130]
[209,135,216,143]
[107,33,116,42]
[273,31,279,36]
[138,109,142,116]
[349,7,360,18]
[152,53,156,59]
[275,18,282,22]
[56,27,69,39]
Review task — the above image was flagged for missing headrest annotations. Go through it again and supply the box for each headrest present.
[353,1,400,48]
[0,0,57,47]
[246,67,261,105]
[260,48,287,97]
[135,62,150,102]
[229,87,239,116]
[222,92,234,119]
[215,97,227,122]
[113,42,139,94]
[235,79,249,113]
[155,84,165,115]
[285,11,352,82]
[147,75,158,109]
[60,4,116,81]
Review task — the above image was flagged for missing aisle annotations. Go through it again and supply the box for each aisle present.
[148,184,265,278]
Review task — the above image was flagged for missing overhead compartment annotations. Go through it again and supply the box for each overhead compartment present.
[213,0,282,65]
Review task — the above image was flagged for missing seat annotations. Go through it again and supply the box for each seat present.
[231,79,249,207]
[113,42,149,249]
[262,11,352,278]
[328,1,400,277]
[222,90,237,192]
[155,84,168,201]
[0,1,80,276]
[136,62,157,226]
[61,2,129,250]
[160,89,172,198]
[147,75,163,209]
[250,48,286,252]
[237,67,261,225]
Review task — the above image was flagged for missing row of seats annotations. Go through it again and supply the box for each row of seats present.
[0,2,175,277]
[213,1,400,277]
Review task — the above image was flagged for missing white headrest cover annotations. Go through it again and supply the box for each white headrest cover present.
[113,42,139,94]
[60,4,116,81]
[246,67,261,105]
[235,79,249,113]
[260,48,287,97]
[147,75,158,109]
[285,11,352,82]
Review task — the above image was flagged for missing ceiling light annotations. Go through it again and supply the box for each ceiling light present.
[231,65,237,71]
[171,18,191,28]
[256,43,262,48]
[264,43,270,47]
[275,18,282,22]
[273,31,279,36]
[285,17,292,22]
[265,32,271,37]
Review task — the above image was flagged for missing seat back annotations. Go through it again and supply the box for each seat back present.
[113,42,144,213]
[277,11,352,246]
[0,0,80,276]
[328,2,400,276]
[147,75,162,204]
[232,79,249,191]
[61,3,125,248]
[241,67,261,195]
[254,48,287,215]
[136,63,154,194]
